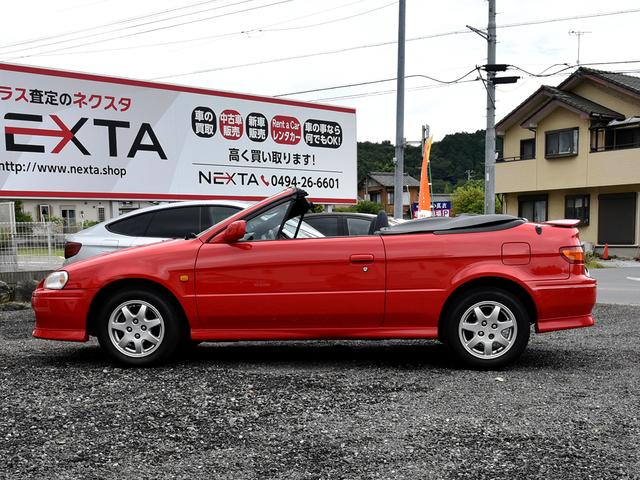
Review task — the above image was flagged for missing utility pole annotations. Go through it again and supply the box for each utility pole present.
[393,0,406,219]
[484,0,497,215]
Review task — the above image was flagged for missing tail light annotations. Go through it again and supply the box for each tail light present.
[64,242,82,259]
[560,245,585,264]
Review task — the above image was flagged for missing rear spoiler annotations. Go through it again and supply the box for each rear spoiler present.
[543,219,580,228]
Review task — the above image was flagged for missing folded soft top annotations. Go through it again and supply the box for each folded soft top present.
[380,214,524,235]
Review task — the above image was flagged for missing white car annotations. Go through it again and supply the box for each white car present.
[64,200,250,264]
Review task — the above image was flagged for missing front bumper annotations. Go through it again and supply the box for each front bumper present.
[532,275,597,333]
[32,288,97,342]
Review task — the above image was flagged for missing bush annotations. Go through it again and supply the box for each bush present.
[452,180,502,215]
[334,200,383,215]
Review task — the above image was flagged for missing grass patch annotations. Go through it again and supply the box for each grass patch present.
[586,253,605,269]
[18,248,64,257]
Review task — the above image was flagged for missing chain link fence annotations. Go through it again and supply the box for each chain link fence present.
[0,222,84,272]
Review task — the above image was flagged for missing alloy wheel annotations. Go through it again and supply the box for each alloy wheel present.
[108,300,165,358]
[458,301,518,360]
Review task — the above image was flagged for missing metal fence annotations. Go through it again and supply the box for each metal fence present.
[0,222,84,272]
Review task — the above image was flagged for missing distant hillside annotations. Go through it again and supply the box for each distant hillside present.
[357,130,485,193]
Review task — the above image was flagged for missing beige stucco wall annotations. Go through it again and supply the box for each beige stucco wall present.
[588,148,640,187]
[571,82,640,117]
[497,106,640,193]
[502,122,535,160]
[503,184,640,247]
[498,77,640,251]
[534,108,590,190]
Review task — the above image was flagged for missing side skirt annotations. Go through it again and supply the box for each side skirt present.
[190,327,439,342]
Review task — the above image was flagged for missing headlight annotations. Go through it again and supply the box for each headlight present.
[44,271,69,290]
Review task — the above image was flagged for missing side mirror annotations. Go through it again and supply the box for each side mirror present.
[223,220,246,243]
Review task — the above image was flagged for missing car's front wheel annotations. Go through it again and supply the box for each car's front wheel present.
[96,289,182,366]
[445,288,530,368]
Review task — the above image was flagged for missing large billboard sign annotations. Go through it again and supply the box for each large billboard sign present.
[0,63,357,203]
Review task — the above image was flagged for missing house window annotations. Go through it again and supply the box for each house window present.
[496,136,504,160]
[97,207,106,222]
[565,195,590,225]
[60,206,77,232]
[545,128,578,157]
[388,192,394,204]
[38,204,51,222]
[520,138,535,159]
[518,195,547,222]
[610,127,640,150]
[369,192,381,204]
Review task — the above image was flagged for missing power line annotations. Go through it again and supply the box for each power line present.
[151,7,640,80]
[5,0,293,60]
[498,8,640,29]
[19,0,388,58]
[5,0,385,59]
[309,78,481,103]
[8,4,639,64]
[273,69,479,97]
[0,0,228,51]
[152,30,472,80]
[305,64,640,104]
[261,1,396,32]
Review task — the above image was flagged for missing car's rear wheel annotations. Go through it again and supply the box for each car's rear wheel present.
[445,288,530,368]
[96,289,182,366]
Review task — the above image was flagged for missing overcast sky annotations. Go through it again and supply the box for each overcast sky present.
[1,0,639,142]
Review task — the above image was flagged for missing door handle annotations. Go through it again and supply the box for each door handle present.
[350,254,374,263]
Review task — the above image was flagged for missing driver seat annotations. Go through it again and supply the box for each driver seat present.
[371,210,390,234]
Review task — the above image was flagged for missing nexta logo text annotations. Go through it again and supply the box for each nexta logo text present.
[3,113,167,159]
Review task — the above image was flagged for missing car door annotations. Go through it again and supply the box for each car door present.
[195,200,386,330]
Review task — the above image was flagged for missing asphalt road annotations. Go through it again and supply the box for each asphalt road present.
[591,267,640,305]
[0,305,639,480]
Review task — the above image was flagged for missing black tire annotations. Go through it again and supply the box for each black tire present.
[96,288,182,366]
[444,288,530,369]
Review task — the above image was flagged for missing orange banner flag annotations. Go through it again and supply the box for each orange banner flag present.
[417,136,433,218]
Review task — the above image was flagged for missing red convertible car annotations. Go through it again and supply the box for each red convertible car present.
[32,188,596,368]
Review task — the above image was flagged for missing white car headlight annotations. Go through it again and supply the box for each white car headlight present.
[44,271,69,290]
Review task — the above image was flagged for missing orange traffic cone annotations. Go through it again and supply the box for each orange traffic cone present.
[602,243,609,260]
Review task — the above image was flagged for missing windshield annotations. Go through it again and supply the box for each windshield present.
[197,188,296,239]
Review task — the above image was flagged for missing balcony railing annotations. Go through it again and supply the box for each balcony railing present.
[496,155,535,163]
[590,141,640,153]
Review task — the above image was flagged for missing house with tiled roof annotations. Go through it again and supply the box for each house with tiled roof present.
[496,67,640,256]
[359,171,420,218]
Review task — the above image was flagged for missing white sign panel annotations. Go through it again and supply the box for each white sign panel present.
[0,63,357,203]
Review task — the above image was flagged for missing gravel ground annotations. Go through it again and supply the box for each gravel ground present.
[0,305,639,480]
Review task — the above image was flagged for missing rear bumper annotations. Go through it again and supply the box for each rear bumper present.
[32,288,96,342]
[532,275,597,333]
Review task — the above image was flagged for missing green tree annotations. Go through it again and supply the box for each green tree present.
[357,130,485,191]
[14,201,33,222]
[452,180,502,215]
